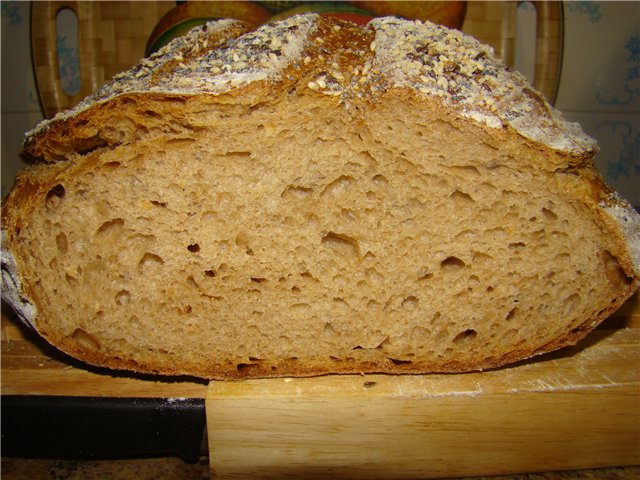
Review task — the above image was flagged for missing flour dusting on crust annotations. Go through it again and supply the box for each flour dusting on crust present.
[27,14,596,156]
[1,230,36,329]
[368,17,597,154]
[601,195,640,274]
[27,15,318,137]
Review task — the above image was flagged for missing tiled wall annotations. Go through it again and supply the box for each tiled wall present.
[1,1,638,206]
[1,1,43,195]
[556,1,639,207]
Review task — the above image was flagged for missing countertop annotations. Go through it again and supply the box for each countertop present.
[2,458,639,480]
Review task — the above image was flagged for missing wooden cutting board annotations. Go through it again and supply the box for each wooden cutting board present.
[2,295,639,479]
[0,309,207,398]
[3,292,637,477]
[206,293,640,479]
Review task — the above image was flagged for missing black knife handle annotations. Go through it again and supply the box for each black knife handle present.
[1,395,206,463]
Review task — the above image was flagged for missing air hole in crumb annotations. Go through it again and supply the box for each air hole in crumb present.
[281,185,313,198]
[56,232,68,253]
[449,189,475,204]
[321,231,360,257]
[333,297,348,307]
[372,174,388,185]
[138,252,164,274]
[251,277,267,284]
[401,295,418,310]
[235,231,254,255]
[509,241,526,249]
[115,289,130,305]
[367,299,379,310]
[71,328,100,351]
[453,329,477,344]
[506,307,517,321]
[187,243,200,253]
[236,363,259,372]
[290,302,310,312]
[45,184,66,209]
[96,218,125,236]
[103,161,121,169]
[472,251,492,265]
[601,250,633,287]
[417,267,432,281]
[440,256,465,271]
[321,175,355,197]
[291,285,301,293]
[151,200,167,208]
[204,270,216,277]
[323,322,335,336]
[541,207,558,221]
[388,357,412,366]
[223,150,251,158]
[562,293,581,316]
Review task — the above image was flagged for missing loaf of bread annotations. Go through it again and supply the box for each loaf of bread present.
[2,15,639,379]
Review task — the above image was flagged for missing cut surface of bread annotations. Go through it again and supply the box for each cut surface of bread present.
[2,15,639,379]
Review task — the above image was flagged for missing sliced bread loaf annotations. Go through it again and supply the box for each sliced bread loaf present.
[2,15,639,379]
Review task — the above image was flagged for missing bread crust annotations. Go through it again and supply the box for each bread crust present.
[2,14,639,379]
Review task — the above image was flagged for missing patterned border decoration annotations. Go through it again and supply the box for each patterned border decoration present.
[1,1,23,26]
[597,34,640,106]
[566,1,603,23]
[596,120,640,181]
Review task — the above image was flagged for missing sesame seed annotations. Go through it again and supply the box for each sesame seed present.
[28,15,595,156]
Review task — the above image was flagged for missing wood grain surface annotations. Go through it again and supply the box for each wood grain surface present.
[2,291,638,477]
[206,292,640,479]
[0,306,207,398]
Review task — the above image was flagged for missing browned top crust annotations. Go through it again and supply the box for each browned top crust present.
[23,14,596,164]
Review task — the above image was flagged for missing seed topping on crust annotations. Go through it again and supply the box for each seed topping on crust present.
[26,14,596,156]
